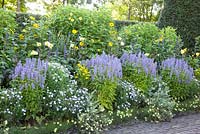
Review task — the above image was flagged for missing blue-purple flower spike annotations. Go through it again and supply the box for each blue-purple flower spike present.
[121,52,157,78]
[12,58,48,90]
[83,52,122,80]
[161,58,194,83]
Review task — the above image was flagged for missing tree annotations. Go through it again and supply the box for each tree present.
[104,0,163,21]
[158,0,200,50]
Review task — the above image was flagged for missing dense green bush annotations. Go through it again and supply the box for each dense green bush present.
[158,0,200,51]
[161,58,200,101]
[144,78,176,121]
[46,6,118,61]
[119,23,182,61]
[0,9,17,86]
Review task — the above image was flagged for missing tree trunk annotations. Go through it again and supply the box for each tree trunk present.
[128,4,131,20]
[2,0,5,8]
[17,0,21,12]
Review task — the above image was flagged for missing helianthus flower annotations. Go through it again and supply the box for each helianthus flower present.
[72,29,78,34]
[73,46,79,50]
[30,50,38,56]
[29,16,35,21]
[109,22,114,27]
[79,41,84,47]
[33,23,39,28]
[108,42,113,47]
[19,34,24,40]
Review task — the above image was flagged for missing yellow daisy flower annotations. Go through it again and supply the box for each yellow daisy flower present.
[108,42,113,47]
[109,22,114,27]
[30,50,38,56]
[72,29,78,34]
[19,34,24,40]
[79,41,84,47]
[181,48,187,55]
[33,23,39,28]
[196,52,200,57]
[29,16,35,21]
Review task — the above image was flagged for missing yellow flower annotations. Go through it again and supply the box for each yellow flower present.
[70,18,74,22]
[70,13,73,16]
[109,22,114,27]
[22,29,27,33]
[29,16,35,21]
[97,49,101,52]
[19,34,24,40]
[72,29,78,34]
[30,50,38,56]
[44,41,54,49]
[79,17,82,21]
[79,41,84,47]
[33,23,39,28]
[181,48,187,55]
[196,52,200,57]
[33,34,38,38]
[36,42,42,47]
[108,42,113,47]
[77,63,82,68]
[73,46,79,50]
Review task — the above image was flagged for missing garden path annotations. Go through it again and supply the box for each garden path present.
[104,113,200,134]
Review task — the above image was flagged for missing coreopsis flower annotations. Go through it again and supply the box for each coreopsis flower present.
[44,41,53,49]
[30,50,38,56]
[70,18,74,22]
[33,23,39,28]
[196,52,200,57]
[109,22,114,27]
[181,48,187,55]
[108,42,113,47]
[72,29,78,34]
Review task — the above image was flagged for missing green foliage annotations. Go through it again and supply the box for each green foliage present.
[115,80,141,110]
[46,6,118,61]
[195,68,200,81]
[44,62,89,119]
[158,0,200,51]
[77,93,113,134]
[91,79,117,110]
[119,23,182,61]
[0,9,17,86]
[161,70,200,101]
[123,65,153,93]
[114,20,138,31]
[144,78,176,121]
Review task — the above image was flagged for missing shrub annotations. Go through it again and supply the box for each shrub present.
[76,93,113,134]
[0,9,17,86]
[161,58,200,100]
[119,23,182,61]
[44,62,89,119]
[121,52,157,93]
[115,80,140,110]
[81,53,123,110]
[158,0,200,51]
[46,6,118,61]
[144,78,176,122]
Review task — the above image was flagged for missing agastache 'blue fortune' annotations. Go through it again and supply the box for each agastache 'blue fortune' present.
[120,52,157,78]
[161,57,194,83]
[83,52,122,80]
[12,58,48,89]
